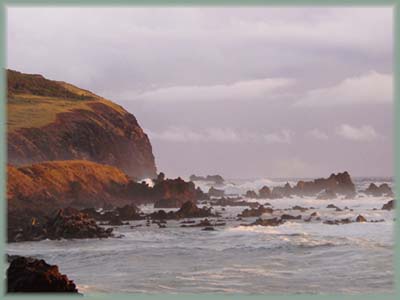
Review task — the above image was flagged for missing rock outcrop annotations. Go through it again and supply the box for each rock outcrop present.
[238,205,273,218]
[152,178,198,208]
[9,207,114,242]
[208,186,225,198]
[258,186,272,199]
[189,174,224,185]
[7,256,79,293]
[7,69,156,180]
[382,199,395,210]
[364,183,393,197]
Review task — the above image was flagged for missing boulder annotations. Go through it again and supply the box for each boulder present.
[382,199,395,210]
[355,215,367,222]
[7,256,78,293]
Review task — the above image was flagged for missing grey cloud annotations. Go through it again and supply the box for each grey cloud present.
[7,6,394,177]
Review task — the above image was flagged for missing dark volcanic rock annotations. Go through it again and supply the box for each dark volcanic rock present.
[355,215,367,222]
[154,198,183,208]
[326,204,341,210]
[150,201,217,220]
[152,177,198,208]
[190,174,224,185]
[292,205,308,212]
[245,190,258,199]
[9,207,114,242]
[116,204,143,220]
[249,217,285,227]
[323,218,352,225]
[7,256,78,293]
[258,186,272,199]
[174,201,217,219]
[294,172,356,197]
[208,186,225,198]
[271,183,293,198]
[211,197,259,208]
[365,183,393,197]
[382,199,395,210]
[280,214,301,220]
[238,205,273,218]
[45,208,114,239]
[317,189,337,200]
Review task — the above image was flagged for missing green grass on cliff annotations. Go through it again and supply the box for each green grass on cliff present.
[7,70,126,132]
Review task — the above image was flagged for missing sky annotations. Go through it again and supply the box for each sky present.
[7,6,394,178]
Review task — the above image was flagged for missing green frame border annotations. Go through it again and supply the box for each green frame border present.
[0,0,398,299]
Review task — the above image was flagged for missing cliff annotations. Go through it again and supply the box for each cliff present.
[7,160,133,214]
[7,69,157,179]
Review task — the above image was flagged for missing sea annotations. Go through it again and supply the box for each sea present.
[6,177,395,294]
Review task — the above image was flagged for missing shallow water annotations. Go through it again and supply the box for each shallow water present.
[7,178,395,294]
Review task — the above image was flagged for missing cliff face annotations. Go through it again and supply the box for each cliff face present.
[8,160,133,214]
[7,70,157,180]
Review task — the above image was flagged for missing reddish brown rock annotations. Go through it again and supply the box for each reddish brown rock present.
[7,256,79,293]
[7,70,157,180]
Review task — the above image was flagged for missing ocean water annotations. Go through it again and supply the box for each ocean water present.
[7,178,394,294]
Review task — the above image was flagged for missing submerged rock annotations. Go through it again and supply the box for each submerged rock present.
[7,256,78,293]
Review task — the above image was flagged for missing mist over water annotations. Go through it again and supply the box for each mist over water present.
[7,177,394,294]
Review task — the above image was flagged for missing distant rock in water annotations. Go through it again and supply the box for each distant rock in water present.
[7,256,79,293]
[245,190,258,199]
[190,174,224,185]
[293,171,356,198]
[258,186,271,199]
[208,186,225,198]
[248,217,285,227]
[151,201,217,220]
[7,69,157,179]
[152,177,198,208]
[238,205,273,218]
[382,199,395,210]
[364,183,393,197]
[317,189,337,200]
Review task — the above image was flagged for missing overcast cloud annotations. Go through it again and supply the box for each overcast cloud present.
[7,6,393,178]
